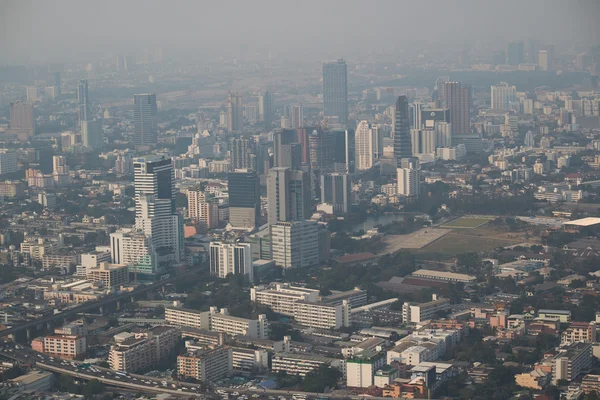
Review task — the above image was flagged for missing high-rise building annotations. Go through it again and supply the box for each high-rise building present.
[440,82,472,135]
[229,137,255,171]
[491,82,517,111]
[308,129,336,173]
[410,129,437,155]
[409,102,423,129]
[322,58,348,125]
[227,92,243,132]
[228,171,260,230]
[187,188,219,230]
[492,50,506,66]
[267,167,311,225]
[273,129,309,169]
[81,120,104,148]
[320,173,350,214]
[210,242,253,281]
[52,72,61,95]
[507,41,525,65]
[538,50,549,71]
[134,155,183,264]
[0,150,18,175]
[291,105,304,129]
[393,96,412,162]
[258,90,273,129]
[134,94,158,147]
[26,86,42,102]
[9,101,34,138]
[355,120,382,171]
[397,159,420,197]
[270,220,319,269]
[77,79,89,127]
[333,128,355,173]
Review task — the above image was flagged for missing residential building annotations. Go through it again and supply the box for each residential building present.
[9,101,34,138]
[186,188,219,229]
[582,374,600,395]
[270,220,319,269]
[133,94,158,147]
[561,322,597,345]
[228,138,255,171]
[439,82,471,135]
[323,58,348,125]
[231,346,269,373]
[250,283,320,316]
[346,349,386,388]
[272,353,344,377]
[228,171,260,230]
[411,269,476,283]
[491,82,517,111]
[293,300,350,329]
[320,173,351,214]
[0,150,18,175]
[0,180,26,197]
[86,262,129,288]
[110,228,157,276]
[355,120,383,170]
[402,295,451,324]
[108,326,179,372]
[39,335,87,359]
[397,164,420,197]
[550,343,593,384]
[266,167,311,225]
[209,242,254,281]
[165,306,268,339]
[227,92,243,132]
[177,345,232,383]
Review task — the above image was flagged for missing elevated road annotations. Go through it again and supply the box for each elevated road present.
[0,269,200,338]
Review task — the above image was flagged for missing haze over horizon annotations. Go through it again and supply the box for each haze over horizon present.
[1,0,599,64]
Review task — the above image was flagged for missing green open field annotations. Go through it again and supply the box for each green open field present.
[419,226,527,256]
[440,216,493,229]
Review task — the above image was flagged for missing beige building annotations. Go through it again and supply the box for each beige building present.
[109,326,179,372]
[177,346,232,382]
[41,335,87,360]
[187,188,219,229]
[87,262,129,288]
[515,369,549,390]
[561,322,597,345]
[250,283,319,316]
[402,295,451,324]
[293,300,350,329]
[0,181,26,197]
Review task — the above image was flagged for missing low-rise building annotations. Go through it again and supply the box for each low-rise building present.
[8,370,54,394]
[411,269,476,283]
[86,262,129,288]
[538,309,571,323]
[402,294,450,324]
[250,284,320,316]
[550,343,593,384]
[293,300,350,329]
[515,369,550,390]
[346,349,386,388]
[582,374,600,394]
[177,345,232,383]
[561,322,597,345]
[271,353,345,377]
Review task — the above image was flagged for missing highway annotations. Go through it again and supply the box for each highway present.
[0,344,356,399]
[0,269,199,338]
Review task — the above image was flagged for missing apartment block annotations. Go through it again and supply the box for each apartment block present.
[582,374,600,395]
[272,353,345,377]
[292,300,350,329]
[165,306,268,339]
[86,262,129,288]
[108,326,179,372]
[322,287,367,308]
[550,342,593,384]
[346,349,386,388]
[561,322,597,345]
[177,346,232,383]
[36,335,87,360]
[0,181,26,197]
[250,283,320,316]
[402,294,450,324]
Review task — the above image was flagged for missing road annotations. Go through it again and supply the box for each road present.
[0,269,199,338]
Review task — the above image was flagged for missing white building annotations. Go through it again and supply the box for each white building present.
[209,242,253,281]
[402,294,451,324]
[250,283,320,316]
[270,220,319,269]
[187,188,219,229]
[491,82,517,111]
[0,150,18,175]
[293,300,350,329]
[355,120,383,171]
[346,350,386,388]
[272,353,345,377]
[410,129,436,155]
[397,167,420,197]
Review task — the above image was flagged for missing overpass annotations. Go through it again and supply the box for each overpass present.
[0,269,200,339]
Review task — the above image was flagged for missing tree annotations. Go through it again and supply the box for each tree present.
[83,379,105,396]
[302,365,342,393]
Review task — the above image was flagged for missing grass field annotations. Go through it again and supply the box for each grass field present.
[440,216,493,229]
[420,233,518,255]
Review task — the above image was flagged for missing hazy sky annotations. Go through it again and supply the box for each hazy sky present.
[1,0,599,64]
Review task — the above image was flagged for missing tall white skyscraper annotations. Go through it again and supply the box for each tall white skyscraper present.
[491,82,517,111]
[355,120,383,171]
[410,102,423,129]
[410,129,437,155]
[134,155,183,264]
[397,160,420,197]
[209,242,253,281]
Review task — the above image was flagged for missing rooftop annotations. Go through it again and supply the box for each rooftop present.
[563,217,600,227]
[412,269,476,282]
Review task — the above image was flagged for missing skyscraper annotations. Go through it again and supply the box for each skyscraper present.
[507,41,525,66]
[134,155,183,263]
[134,94,158,147]
[267,167,311,226]
[227,92,243,132]
[309,129,336,173]
[355,120,382,171]
[270,220,319,269]
[538,50,549,71]
[274,129,308,170]
[333,128,355,173]
[77,79,89,127]
[52,72,61,95]
[440,82,472,135]
[410,129,437,155]
[229,137,255,171]
[393,96,412,162]
[228,171,261,230]
[491,82,517,111]
[81,120,104,148]
[9,101,34,139]
[322,58,348,125]
[397,159,420,197]
[291,105,304,129]
[409,102,423,129]
[258,90,273,129]
[210,242,253,281]
[320,173,351,214]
